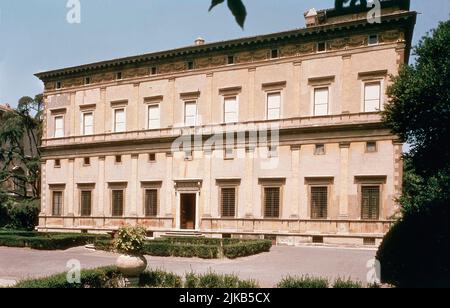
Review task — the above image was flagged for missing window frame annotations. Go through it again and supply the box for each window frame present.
[317,42,327,53]
[368,34,379,46]
[223,95,239,124]
[80,190,93,217]
[54,115,65,138]
[184,100,198,127]
[363,81,382,112]
[81,111,94,136]
[360,185,381,220]
[147,103,161,130]
[144,188,159,217]
[219,186,238,218]
[113,107,126,133]
[111,189,124,217]
[309,185,329,220]
[314,144,326,156]
[313,87,330,117]
[52,190,64,217]
[266,91,282,120]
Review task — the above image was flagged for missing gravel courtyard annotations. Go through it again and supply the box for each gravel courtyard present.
[0,245,376,287]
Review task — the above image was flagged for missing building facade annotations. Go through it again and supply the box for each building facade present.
[36,1,416,246]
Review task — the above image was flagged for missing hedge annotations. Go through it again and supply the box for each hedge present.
[94,237,272,259]
[0,232,110,250]
[184,272,260,288]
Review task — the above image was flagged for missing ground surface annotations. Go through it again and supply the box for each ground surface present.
[0,245,376,287]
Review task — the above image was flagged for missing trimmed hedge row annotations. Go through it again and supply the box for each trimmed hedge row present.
[277,276,366,289]
[13,267,259,288]
[0,232,110,250]
[94,237,272,259]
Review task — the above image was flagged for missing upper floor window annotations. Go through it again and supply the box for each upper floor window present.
[84,77,91,85]
[267,92,281,120]
[368,34,379,45]
[311,186,328,219]
[187,61,194,70]
[271,49,279,59]
[364,82,381,112]
[112,189,124,217]
[116,72,123,80]
[314,144,326,155]
[52,191,63,216]
[148,104,161,129]
[264,186,281,218]
[150,66,158,75]
[184,101,197,126]
[56,81,62,89]
[361,186,380,220]
[54,116,64,138]
[227,55,235,65]
[221,187,237,218]
[317,42,327,53]
[366,141,377,153]
[224,96,238,123]
[314,87,329,116]
[82,112,94,135]
[144,189,158,217]
[80,190,92,217]
[114,108,126,132]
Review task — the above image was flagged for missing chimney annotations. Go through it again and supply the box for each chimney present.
[194,37,205,46]
[304,8,318,27]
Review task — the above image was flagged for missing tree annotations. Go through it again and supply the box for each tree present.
[0,95,43,199]
[209,0,247,28]
[383,20,450,178]
[377,20,450,287]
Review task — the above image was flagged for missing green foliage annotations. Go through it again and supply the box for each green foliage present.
[0,232,109,250]
[277,276,329,288]
[332,277,363,288]
[14,266,122,288]
[209,0,247,29]
[4,199,40,231]
[139,270,182,288]
[223,240,272,259]
[376,198,450,288]
[114,225,147,255]
[383,20,450,178]
[184,271,259,288]
[96,237,272,259]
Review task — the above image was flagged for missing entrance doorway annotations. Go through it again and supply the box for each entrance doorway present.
[180,193,196,230]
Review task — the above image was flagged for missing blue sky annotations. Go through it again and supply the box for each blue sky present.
[0,0,449,106]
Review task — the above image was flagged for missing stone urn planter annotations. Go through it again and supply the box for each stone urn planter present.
[116,254,147,278]
[114,225,148,286]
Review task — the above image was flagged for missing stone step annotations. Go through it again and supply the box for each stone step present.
[162,231,205,238]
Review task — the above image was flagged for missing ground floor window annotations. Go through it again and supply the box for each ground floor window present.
[311,186,328,219]
[264,187,281,218]
[144,189,158,217]
[52,191,63,216]
[221,187,236,218]
[112,190,124,217]
[361,186,380,220]
[80,190,92,216]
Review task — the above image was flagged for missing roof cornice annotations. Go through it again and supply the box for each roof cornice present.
[35,11,416,80]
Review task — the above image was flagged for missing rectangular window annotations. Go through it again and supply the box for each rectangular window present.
[184,149,193,161]
[116,72,122,80]
[267,92,281,120]
[364,82,381,112]
[224,96,238,123]
[187,61,194,70]
[85,77,91,85]
[221,187,236,218]
[227,55,235,65]
[268,146,278,158]
[311,186,328,219]
[314,88,329,116]
[82,112,94,135]
[148,104,160,129]
[368,34,379,45]
[52,191,63,216]
[271,49,279,59]
[314,144,326,155]
[361,186,380,220]
[54,159,61,168]
[184,101,197,126]
[115,155,122,164]
[56,81,62,89]
[144,189,158,217]
[112,190,124,217]
[151,66,158,75]
[264,187,280,218]
[366,141,377,153]
[54,116,64,138]
[83,157,90,166]
[114,108,125,132]
[80,190,92,216]
[224,148,234,160]
[317,42,326,53]
[149,153,156,162]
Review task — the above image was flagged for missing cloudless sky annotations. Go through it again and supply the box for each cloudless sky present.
[0,0,449,106]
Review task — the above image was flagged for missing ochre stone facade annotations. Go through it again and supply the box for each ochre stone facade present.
[35,3,416,246]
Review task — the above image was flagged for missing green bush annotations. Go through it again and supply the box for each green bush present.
[223,240,272,259]
[114,225,147,255]
[7,199,40,231]
[277,276,329,288]
[332,277,363,288]
[0,232,109,250]
[139,270,182,288]
[14,266,122,288]
[184,272,260,288]
[376,198,450,288]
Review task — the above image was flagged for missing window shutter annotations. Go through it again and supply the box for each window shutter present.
[83,113,94,135]
[221,187,236,217]
[361,186,380,220]
[267,92,281,120]
[264,187,280,218]
[81,191,92,216]
[114,109,125,132]
[54,116,64,138]
[224,97,238,123]
[52,191,63,216]
[184,101,197,126]
[314,88,329,116]
[112,190,124,216]
[311,186,328,219]
[148,105,160,129]
[145,189,158,217]
[364,83,381,112]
